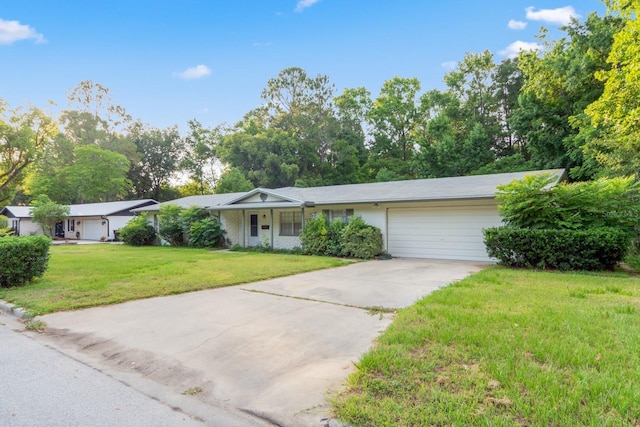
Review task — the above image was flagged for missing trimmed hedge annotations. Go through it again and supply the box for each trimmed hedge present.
[484,226,630,271]
[0,235,52,288]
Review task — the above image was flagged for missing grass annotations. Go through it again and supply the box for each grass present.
[332,266,640,426]
[0,244,348,315]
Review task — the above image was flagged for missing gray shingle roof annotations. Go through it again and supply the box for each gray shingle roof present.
[130,169,565,212]
[131,192,247,213]
[267,169,565,205]
[1,199,158,218]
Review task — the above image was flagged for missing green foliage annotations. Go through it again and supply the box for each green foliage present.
[301,214,382,259]
[119,214,156,246]
[189,216,225,248]
[0,214,13,237]
[215,167,253,194]
[0,235,51,287]
[339,216,383,259]
[30,195,70,237]
[484,226,630,270]
[158,204,185,246]
[300,214,331,255]
[0,100,58,204]
[158,205,226,247]
[496,174,640,232]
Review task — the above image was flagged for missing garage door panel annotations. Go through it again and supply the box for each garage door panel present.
[83,220,105,241]
[387,204,501,261]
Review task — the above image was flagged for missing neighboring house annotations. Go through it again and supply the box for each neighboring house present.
[134,169,566,261]
[0,200,158,241]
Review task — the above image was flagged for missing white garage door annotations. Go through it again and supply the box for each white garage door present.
[83,220,105,241]
[387,203,502,261]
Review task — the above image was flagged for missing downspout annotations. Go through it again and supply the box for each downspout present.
[270,209,274,249]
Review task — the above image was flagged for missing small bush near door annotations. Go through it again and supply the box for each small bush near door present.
[0,235,51,287]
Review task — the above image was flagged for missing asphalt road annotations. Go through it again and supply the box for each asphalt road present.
[0,313,265,427]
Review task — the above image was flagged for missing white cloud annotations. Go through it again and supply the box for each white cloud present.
[295,0,321,13]
[525,6,579,25]
[253,41,273,47]
[0,18,45,45]
[499,40,541,58]
[508,19,527,30]
[441,61,457,69]
[175,64,211,80]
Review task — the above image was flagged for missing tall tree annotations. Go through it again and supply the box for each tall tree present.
[127,122,184,200]
[585,1,640,176]
[0,101,57,204]
[512,13,623,178]
[368,77,421,164]
[181,119,223,195]
[63,145,131,202]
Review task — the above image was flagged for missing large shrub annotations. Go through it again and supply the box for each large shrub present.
[300,214,331,255]
[301,214,383,259]
[189,216,226,248]
[158,205,226,247]
[340,216,383,259]
[119,214,157,246]
[0,235,51,287]
[158,204,185,246]
[496,174,640,232]
[484,226,630,270]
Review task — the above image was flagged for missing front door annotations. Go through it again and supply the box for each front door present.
[54,221,65,238]
[249,213,259,246]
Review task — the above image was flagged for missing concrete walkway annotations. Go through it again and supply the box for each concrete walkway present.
[37,258,486,426]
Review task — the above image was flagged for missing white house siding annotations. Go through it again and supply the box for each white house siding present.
[17,219,42,236]
[386,199,502,261]
[107,216,133,240]
[220,210,241,247]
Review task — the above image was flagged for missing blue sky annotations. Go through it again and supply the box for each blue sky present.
[1,0,606,132]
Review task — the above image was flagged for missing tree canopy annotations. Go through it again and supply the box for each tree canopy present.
[3,3,639,206]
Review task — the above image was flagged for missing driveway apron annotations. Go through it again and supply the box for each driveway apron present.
[38,258,485,426]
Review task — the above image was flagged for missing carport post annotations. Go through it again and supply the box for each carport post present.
[241,209,245,246]
[269,209,274,249]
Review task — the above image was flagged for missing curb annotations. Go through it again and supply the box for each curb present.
[0,299,32,320]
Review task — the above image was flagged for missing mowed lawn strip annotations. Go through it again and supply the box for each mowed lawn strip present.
[0,245,348,315]
[332,266,640,426]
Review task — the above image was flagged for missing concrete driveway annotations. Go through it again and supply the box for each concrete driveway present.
[38,258,486,426]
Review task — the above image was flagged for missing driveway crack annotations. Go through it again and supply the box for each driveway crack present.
[238,288,397,314]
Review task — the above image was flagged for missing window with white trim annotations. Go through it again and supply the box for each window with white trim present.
[279,211,302,236]
[67,219,75,232]
[322,209,354,223]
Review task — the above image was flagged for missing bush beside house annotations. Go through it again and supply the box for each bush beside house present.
[0,235,51,287]
[119,214,157,246]
[301,214,383,259]
[484,174,639,270]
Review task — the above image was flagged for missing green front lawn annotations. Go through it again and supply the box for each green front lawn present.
[333,267,640,426]
[0,245,348,315]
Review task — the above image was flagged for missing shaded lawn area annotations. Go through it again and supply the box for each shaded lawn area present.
[0,245,348,316]
[332,267,640,426]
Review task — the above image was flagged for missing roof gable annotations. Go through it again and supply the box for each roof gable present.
[222,188,304,206]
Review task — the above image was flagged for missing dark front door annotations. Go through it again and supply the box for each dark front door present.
[55,221,65,238]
